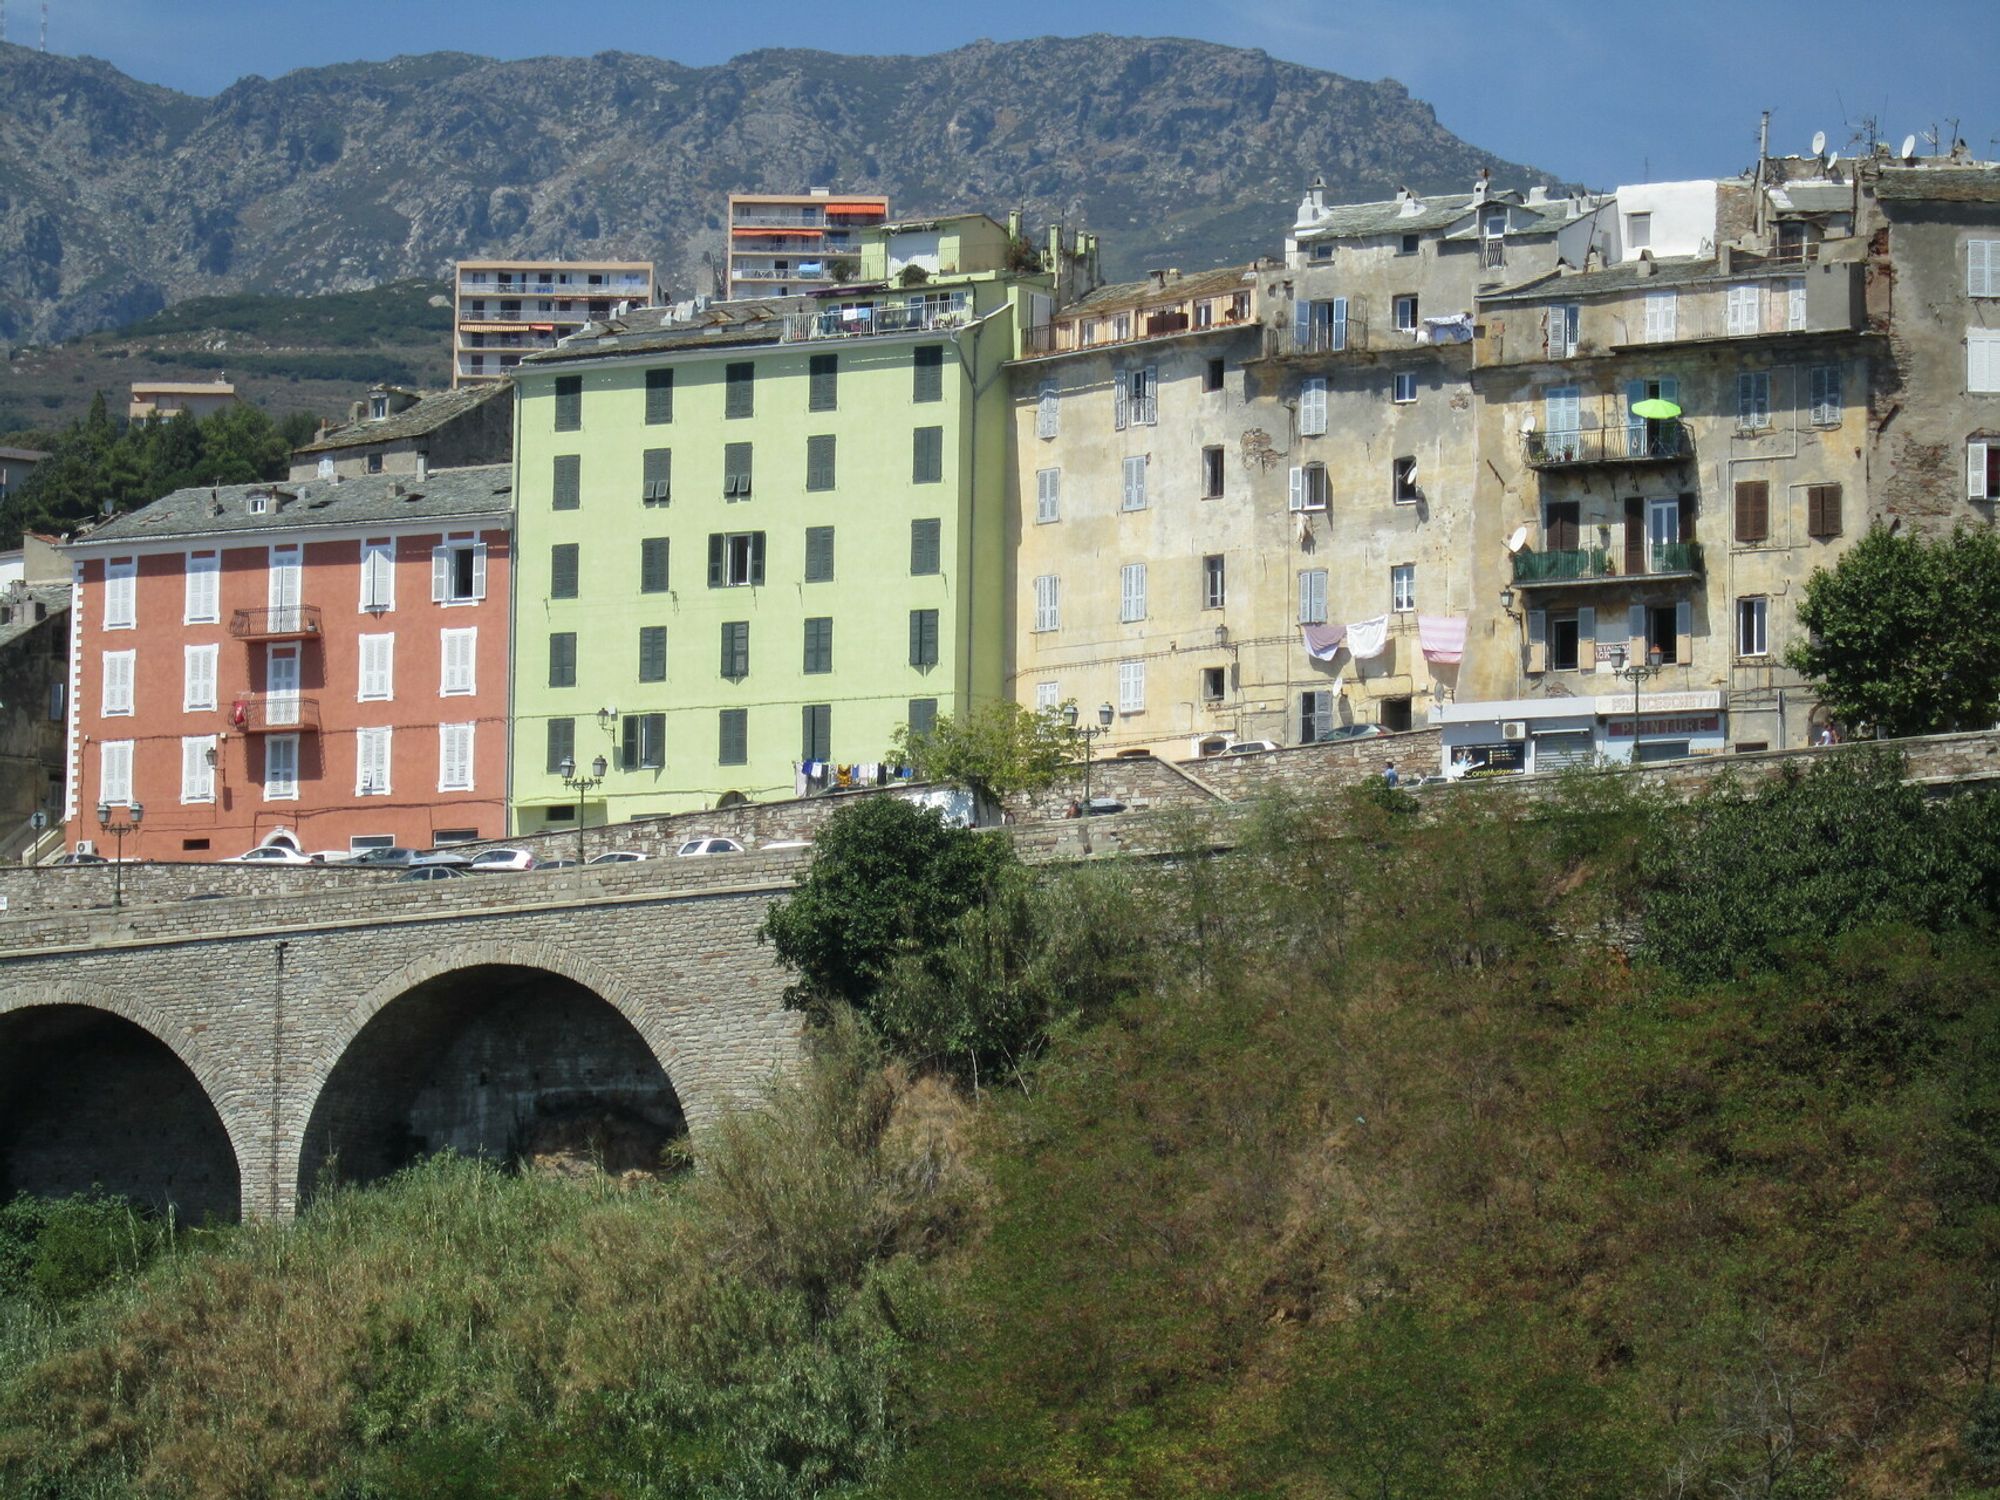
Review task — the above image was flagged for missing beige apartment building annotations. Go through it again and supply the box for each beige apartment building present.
[726,192,890,301]
[129,380,237,423]
[452,259,656,385]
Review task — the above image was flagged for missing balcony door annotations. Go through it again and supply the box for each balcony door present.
[268,544,302,633]
[267,645,300,727]
[1545,500,1581,553]
[1626,377,1679,457]
[1646,496,1681,572]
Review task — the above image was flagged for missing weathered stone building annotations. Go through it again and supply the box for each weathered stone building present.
[289,382,514,482]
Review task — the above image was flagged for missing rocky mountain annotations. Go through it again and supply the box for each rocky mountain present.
[0,35,1561,347]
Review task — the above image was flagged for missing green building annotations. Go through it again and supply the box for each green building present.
[509,213,1076,828]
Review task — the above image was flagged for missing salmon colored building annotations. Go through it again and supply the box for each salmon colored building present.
[61,466,513,861]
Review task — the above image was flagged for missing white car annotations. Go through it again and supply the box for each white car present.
[677,837,745,857]
[414,849,471,867]
[223,845,315,865]
[467,847,537,872]
[586,850,649,864]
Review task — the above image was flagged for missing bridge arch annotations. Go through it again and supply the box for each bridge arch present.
[293,941,699,1205]
[0,984,245,1222]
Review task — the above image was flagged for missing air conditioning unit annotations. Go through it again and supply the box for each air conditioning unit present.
[74,839,95,855]
[1500,721,1528,741]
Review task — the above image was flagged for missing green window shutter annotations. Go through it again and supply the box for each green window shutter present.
[804,526,834,582]
[721,621,749,680]
[908,608,939,668]
[545,717,574,775]
[706,534,725,588]
[725,361,754,419]
[724,441,752,498]
[719,708,747,765]
[638,625,667,683]
[912,425,943,484]
[803,616,833,674]
[554,375,582,432]
[908,697,938,736]
[548,632,576,688]
[750,532,766,586]
[642,447,671,504]
[806,434,836,492]
[645,367,674,425]
[640,537,670,594]
[910,518,941,575]
[913,344,944,403]
[620,712,639,770]
[550,543,578,599]
[801,704,831,762]
[552,454,580,510]
[809,353,838,412]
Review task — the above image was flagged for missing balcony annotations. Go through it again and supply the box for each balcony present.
[234,695,321,733]
[1523,421,1693,469]
[230,605,322,641]
[781,297,974,344]
[1266,317,1371,359]
[1021,308,1252,357]
[1512,542,1705,588]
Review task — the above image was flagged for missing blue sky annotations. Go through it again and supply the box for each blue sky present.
[42,0,1997,188]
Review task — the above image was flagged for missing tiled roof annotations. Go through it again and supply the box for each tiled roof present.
[1061,264,1257,317]
[1872,166,2000,204]
[70,465,513,549]
[521,298,808,367]
[0,585,70,653]
[1479,255,1724,304]
[295,382,510,454]
[130,382,235,395]
[1769,182,1856,214]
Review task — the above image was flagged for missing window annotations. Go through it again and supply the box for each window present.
[1120,562,1147,623]
[1644,289,1677,342]
[186,551,221,623]
[1737,596,1769,657]
[1644,603,1683,665]
[366,452,384,475]
[1393,294,1418,332]
[708,531,766,588]
[723,441,753,498]
[1393,372,1417,404]
[1311,240,1333,262]
[913,344,944,403]
[99,739,133,805]
[725,361,754,418]
[1035,681,1060,712]
[1399,233,1420,255]
[369,393,389,420]
[1033,574,1060,633]
[1390,564,1415,613]
[804,526,834,582]
[263,733,297,800]
[801,704,832,763]
[1129,366,1158,425]
[1297,568,1328,625]
[1200,666,1226,703]
[1203,554,1226,609]
[1121,455,1148,511]
[1548,304,1580,358]
[353,538,392,613]
[642,446,671,504]
[1300,690,1334,743]
[640,536,669,594]
[1201,446,1225,498]
[104,558,136,629]
[908,698,938,737]
[1726,283,1760,336]
[809,352,838,412]
[180,735,216,804]
[910,518,942,575]
[1204,357,1225,393]
[440,627,477,696]
[645,367,674,424]
[548,632,577,688]
[1971,440,2000,500]
[792,432,834,493]
[1300,376,1328,436]
[720,621,750,680]
[638,625,667,683]
[1734,480,1770,543]
[1483,213,1506,268]
[1289,463,1329,511]
[356,726,392,796]
[1294,297,1348,353]
[438,722,474,792]
[1036,468,1060,524]
[1117,659,1145,714]
[554,375,582,431]
[912,425,944,483]
[909,609,940,668]
[552,454,581,509]
[1393,456,1420,504]
[1972,330,2000,393]
[1737,371,1771,431]
[1806,483,1843,539]
[620,712,666,771]
[1809,365,1842,426]
[1381,698,1412,733]
[1626,212,1651,252]
[719,708,748,766]
[799,616,834,675]
[546,717,574,775]
[550,543,579,599]
[1547,611,1583,672]
[183,642,217,711]
[357,633,393,702]
[1037,378,1059,438]
[1970,239,2000,298]
[101,649,134,715]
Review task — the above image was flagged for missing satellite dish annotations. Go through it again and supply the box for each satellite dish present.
[1520,414,1537,434]
[1506,525,1529,554]
[1900,134,1918,160]
[1811,130,1827,157]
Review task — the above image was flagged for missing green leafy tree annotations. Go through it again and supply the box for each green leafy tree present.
[1787,524,2000,736]
[889,698,1077,804]
[759,797,1017,1018]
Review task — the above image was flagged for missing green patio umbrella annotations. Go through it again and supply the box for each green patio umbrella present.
[1631,397,1682,419]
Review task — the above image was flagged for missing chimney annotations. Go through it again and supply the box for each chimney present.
[1007,208,1023,241]
[415,452,429,480]
[349,401,365,424]
[391,481,406,498]
[1526,184,1549,205]
[1473,168,1490,203]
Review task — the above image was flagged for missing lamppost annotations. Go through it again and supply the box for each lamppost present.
[557,754,607,865]
[26,808,45,877]
[95,799,142,908]
[1610,644,1663,764]
[1062,700,1114,813]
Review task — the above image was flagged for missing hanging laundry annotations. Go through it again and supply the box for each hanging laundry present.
[1418,614,1468,665]
[1301,622,1347,661]
[794,764,810,799]
[1345,615,1390,660]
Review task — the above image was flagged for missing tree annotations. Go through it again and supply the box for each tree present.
[1786,524,2000,737]
[759,796,1017,1019]
[889,699,1077,804]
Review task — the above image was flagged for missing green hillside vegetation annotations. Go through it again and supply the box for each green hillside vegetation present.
[5,754,2000,1498]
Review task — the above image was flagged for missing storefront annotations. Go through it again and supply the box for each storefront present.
[1434,692,1727,776]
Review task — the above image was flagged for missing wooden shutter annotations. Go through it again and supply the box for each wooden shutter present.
[1577,607,1596,667]
[1675,600,1693,665]
[470,543,486,600]
[720,709,747,766]
[809,353,837,412]
[1678,492,1697,543]
[645,367,673,424]
[1526,609,1547,673]
[551,543,578,598]
[806,434,834,491]
[1037,468,1059,521]
[1301,377,1327,437]
[1807,484,1842,538]
[431,546,449,601]
[1624,496,1646,574]
[913,345,943,403]
[1288,466,1304,512]
[546,717,573,775]
[750,532,766,586]
[1331,298,1348,350]
[1735,481,1769,543]
[642,447,671,503]
[707,534,724,588]
[640,537,668,593]
[1037,379,1058,438]
[621,713,639,771]
[1113,370,1130,430]
[1971,239,1998,298]
[1628,605,1647,662]
[910,519,941,575]
[725,362,754,419]
[639,626,667,682]
[1292,297,1311,350]
[805,527,833,582]
[1972,442,1991,500]
[1546,501,1580,552]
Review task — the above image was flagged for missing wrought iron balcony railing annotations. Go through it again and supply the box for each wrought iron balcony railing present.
[229,605,322,641]
[1523,421,1693,468]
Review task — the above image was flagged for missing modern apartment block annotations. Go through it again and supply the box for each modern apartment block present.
[452,259,656,386]
[61,468,514,860]
[508,212,1088,828]
[725,191,889,300]
[128,380,237,423]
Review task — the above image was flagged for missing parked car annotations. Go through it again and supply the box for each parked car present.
[346,846,421,868]
[1222,739,1281,755]
[397,864,469,882]
[1080,796,1127,816]
[676,837,745,857]
[586,850,649,865]
[1318,724,1387,742]
[538,858,578,870]
[306,850,354,865]
[49,850,107,865]
[466,847,537,872]
[222,845,315,865]
[413,849,471,867]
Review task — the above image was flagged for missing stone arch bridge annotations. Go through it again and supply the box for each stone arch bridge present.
[0,853,813,1220]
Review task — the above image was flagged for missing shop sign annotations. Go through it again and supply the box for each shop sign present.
[1606,714,1721,738]
[1449,742,1526,777]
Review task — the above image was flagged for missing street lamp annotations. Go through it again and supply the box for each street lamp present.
[95,799,142,908]
[1610,644,1663,764]
[558,754,608,864]
[1062,700,1115,815]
